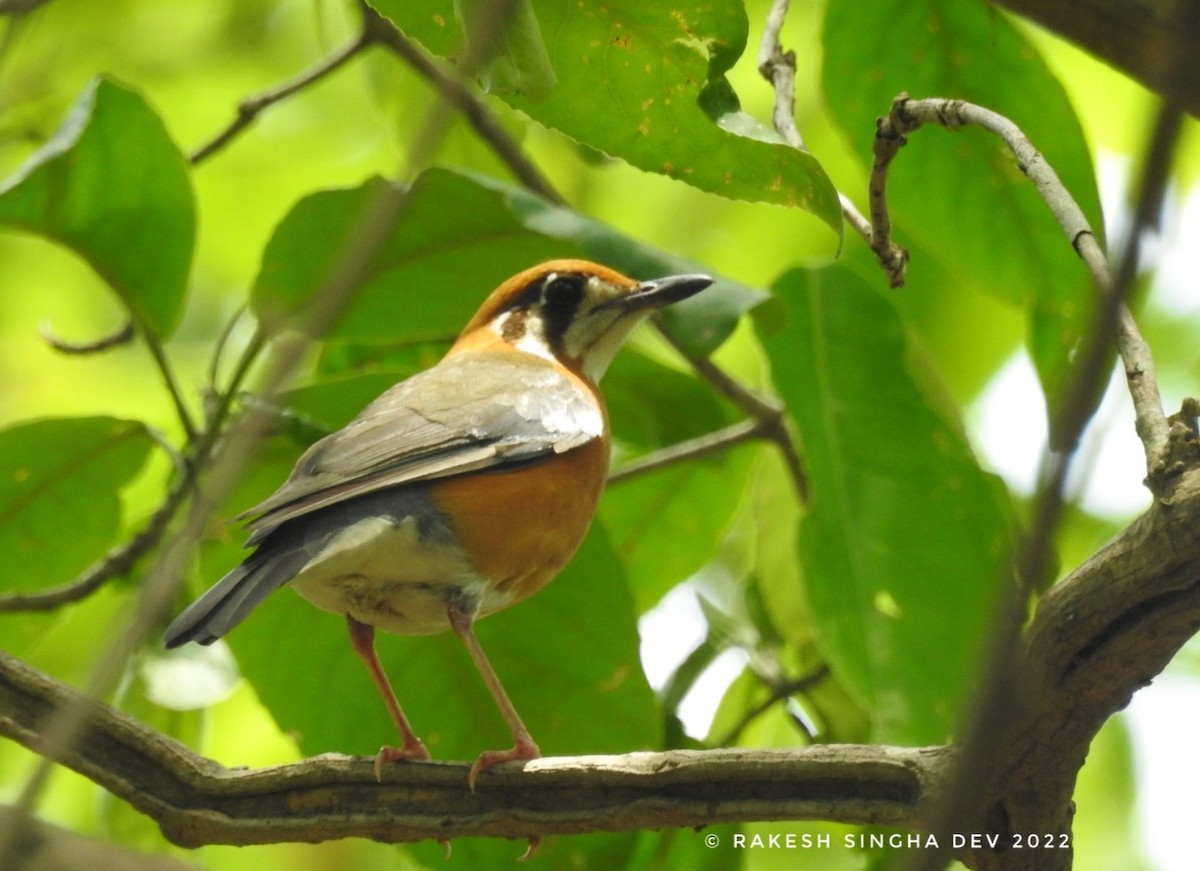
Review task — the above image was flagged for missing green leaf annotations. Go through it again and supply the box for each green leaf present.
[252,168,765,355]
[455,0,557,100]
[0,78,195,338]
[0,417,154,593]
[823,0,1104,442]
[250,173,563,340]
[602,447,755,611]
[759,267,1015,744]
[370,0,841,233]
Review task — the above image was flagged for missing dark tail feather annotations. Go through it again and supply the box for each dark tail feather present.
[163,550,307,647]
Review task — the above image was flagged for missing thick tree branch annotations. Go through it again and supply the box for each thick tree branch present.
[958,464,1200,870]
[0,651,941,845]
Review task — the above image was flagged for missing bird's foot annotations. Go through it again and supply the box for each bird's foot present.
[467,738,540,791]
[373,739,432,781]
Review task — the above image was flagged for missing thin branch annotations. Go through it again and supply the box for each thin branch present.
[0,475,188,614]
[139,323,200,442]
[1108,102,1183,489]
[756,0,874,251]
[39,319,134,354]
[714,664,830,747]
[757,0,804,151]
[872,94,1173,484]
[364,6,566,206]
[868,113,910,286]
[653,321,809,501]
[189,29,374,165]
[608,418,768,485]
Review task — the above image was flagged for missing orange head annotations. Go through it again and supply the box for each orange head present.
[450,259,712,383]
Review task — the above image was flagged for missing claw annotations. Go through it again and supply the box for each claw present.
[373,741,431,781]
[467,738,540,792]
[517,836,541,861]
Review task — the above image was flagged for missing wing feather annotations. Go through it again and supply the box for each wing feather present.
[242,351,603,540]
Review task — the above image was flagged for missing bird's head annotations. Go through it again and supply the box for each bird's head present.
[452,260,713,382]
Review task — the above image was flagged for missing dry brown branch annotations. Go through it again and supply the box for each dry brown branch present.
[0,649,941,845]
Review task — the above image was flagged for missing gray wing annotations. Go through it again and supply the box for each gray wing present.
[242,350,604,543]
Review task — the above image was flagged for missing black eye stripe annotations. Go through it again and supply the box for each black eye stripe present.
[542,273,586,310]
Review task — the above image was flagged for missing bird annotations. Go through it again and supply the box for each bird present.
[164,259,713,788]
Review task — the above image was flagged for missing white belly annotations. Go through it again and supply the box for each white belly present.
[288,515,512,634]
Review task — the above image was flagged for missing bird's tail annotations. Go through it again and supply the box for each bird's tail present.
[163,550,306,647]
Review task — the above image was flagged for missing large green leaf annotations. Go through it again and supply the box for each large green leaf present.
[252,168,765,355]
[823,0,1104,443]
[369,0,841,234]
[759,267,1015,744]
[0,78,195,338]
[0,417,154,593]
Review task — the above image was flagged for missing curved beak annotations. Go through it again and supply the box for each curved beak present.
[617,273,714,313]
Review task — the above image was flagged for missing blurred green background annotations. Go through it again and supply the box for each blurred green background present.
[0,0,1196,869]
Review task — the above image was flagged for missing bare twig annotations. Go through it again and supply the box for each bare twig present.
[141,324,200,442]
[714,664,830,747]
[190,29,375,165]
[757,0,804,151]
[39,319,134,354]
[608,418,769,485]
[872,94,1172,482]
[757,0,873,252]
[653,321,808,500]
[867,113,911,286]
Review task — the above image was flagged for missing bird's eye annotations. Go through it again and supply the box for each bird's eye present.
[542,274,585,312]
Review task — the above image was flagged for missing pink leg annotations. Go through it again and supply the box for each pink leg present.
[346,614,430,778]
[447,602,540,790]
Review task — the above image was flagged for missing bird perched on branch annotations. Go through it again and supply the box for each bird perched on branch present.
[164,259,712,787]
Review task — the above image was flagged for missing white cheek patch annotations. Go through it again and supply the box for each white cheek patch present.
[493,311,557,364]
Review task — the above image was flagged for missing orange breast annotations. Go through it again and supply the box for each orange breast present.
[428,436,610,610]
